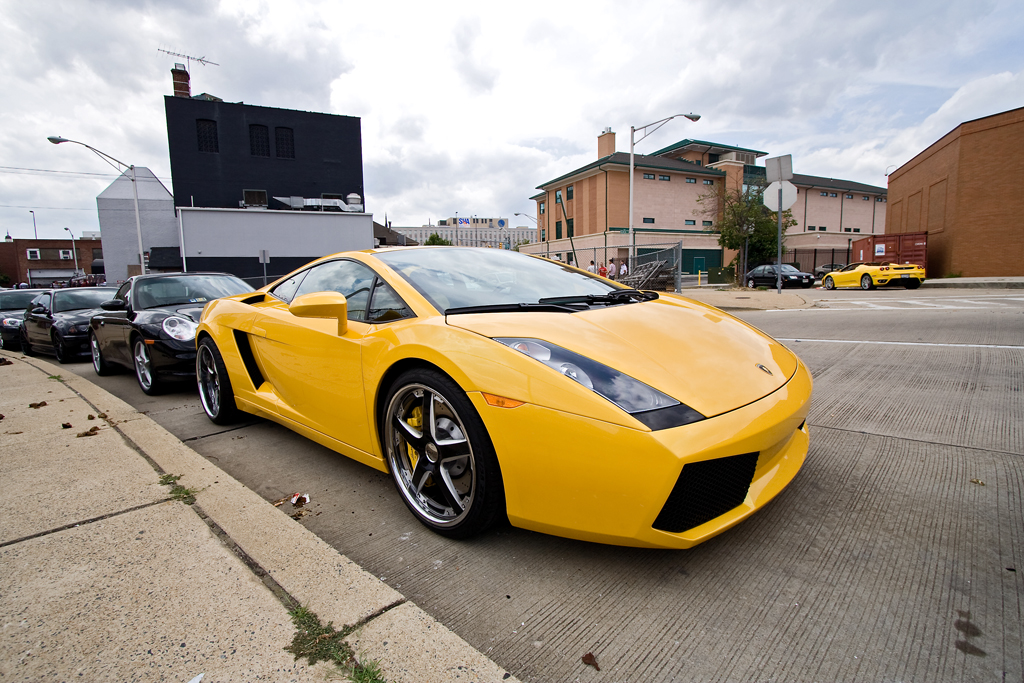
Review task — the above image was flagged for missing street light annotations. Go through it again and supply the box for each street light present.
[513,212,537,223]
[48,136,146,275]
[29,210,38,239]
[64,227,80,275]
[629,113,700,263]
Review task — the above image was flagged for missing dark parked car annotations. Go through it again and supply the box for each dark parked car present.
[744,264,814,289]
[1,289,48,351]
[814,263,846,278]
[89,273,253,395]
[21,287,118,362]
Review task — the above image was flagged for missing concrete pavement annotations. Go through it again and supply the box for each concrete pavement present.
[0,351,520,683]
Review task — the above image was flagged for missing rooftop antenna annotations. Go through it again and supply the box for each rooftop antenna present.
[157,48,219,71]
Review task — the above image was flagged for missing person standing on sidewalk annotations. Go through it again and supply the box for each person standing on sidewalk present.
[607,259,616,280]
[598,262,608,278]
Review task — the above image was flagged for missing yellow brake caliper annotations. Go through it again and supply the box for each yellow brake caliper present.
[407,406,422,472]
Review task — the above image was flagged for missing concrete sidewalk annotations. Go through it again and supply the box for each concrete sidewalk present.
[0,351,520,683]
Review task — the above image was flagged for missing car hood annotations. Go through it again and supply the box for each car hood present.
[140,303,208,322]
[54,308,105,326]
[445,295,800,418]
[1,309,26,320]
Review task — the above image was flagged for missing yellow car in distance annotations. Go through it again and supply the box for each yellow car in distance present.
[195,247,812,549]
[822,262,926,290]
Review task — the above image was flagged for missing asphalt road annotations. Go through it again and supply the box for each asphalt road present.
[56,288,1023,682]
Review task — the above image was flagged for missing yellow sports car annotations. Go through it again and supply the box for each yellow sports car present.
[195,247,812,549]
[822,262,926,290]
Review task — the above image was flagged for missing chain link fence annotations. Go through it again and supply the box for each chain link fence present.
[537,242,726,291]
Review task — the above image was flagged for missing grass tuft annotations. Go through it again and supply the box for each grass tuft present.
[285,606,387,682]
[158,473,199,505]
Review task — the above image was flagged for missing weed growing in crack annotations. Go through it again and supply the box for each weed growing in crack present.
[286,606,387,683]
[158,474,199,505]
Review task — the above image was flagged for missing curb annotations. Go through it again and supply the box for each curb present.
[4,351,520,683]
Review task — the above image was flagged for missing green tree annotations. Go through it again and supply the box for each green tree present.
[512,238,531,252]
[424,232,452,246]
[696,182,796,283]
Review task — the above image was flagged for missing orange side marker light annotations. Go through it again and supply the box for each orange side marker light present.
[482,393,524,409]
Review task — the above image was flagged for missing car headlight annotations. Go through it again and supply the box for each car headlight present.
[495,337,705,429]
[2,318,20,328]
[67,324,89,334]
[162,316,197,341]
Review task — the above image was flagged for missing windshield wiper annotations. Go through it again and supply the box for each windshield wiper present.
[445,302,584,315]
[538,289,659,306]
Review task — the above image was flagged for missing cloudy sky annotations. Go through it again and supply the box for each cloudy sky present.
[2,0,1022,239]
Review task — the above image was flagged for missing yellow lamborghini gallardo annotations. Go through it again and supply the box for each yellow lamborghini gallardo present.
[195,247,812,549]
[822,262,926,290]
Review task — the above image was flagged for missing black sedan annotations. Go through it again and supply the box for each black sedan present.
[21,287,118,362]
[89,273,253,395]
[744,264,815,289]
[1,289,48,351]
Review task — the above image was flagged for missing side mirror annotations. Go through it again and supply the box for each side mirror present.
[31,305,46,314]
[288,291,348,336]
[100,299,126,311]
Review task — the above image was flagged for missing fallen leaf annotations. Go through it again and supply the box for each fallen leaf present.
[970,479,985,486]
[97,412,107,419]
[0,358,12,366]
[582,652,600,671]
[5,431,23,435]
[62,423,72,429]
[290,509,310,520]
[0,414,4,420]
[76,426,100,438]
[29,401,48,409]
[87,414,95,420]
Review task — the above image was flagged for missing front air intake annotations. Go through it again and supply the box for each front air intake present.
[653,452,759,533]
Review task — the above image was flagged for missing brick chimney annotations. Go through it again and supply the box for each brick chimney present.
[598,127,616,158]
[171,63,191,98]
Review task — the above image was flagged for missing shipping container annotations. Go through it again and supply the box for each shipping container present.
[851,232,927,267]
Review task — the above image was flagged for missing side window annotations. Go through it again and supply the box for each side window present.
[35,293,52,311]
[271,270,308,303]
[115,282,131,307]
[293,260,376,321]
[367,279,413,323]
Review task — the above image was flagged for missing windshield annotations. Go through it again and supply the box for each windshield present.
[53,288,118,313]
[376,248,621,312]
[0,291,38,311]
[133,275,253,309]
[780,264,801,274]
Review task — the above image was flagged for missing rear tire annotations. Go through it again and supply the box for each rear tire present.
[90,331,114,376]
[823,276,835,290]
[382,368,505,539]
[197,337,240,425]
[860,274,874,290]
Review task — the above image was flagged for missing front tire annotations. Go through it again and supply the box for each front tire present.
[382,368,504,539]
[20,328,35,356]
[197,337,240,425]
[823,276,835,290]
[53,333,70,364]
[860,274,874,290]
[90,331,114,376]
[133,337,163,395]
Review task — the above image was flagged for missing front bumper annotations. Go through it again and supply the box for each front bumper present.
[472,359,813,549]
[147,338,198,380]
[0,327,21,350]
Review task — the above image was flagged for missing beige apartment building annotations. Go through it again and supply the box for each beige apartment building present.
[391,217,536,249]
[524,129,884,273]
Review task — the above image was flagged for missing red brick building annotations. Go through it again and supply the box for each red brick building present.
[885,106,1024,277]
[0,237,102,287]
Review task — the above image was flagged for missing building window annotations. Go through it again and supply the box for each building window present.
[540,229,546,241]
[643,217,655,224]
[643,173,655,180]
[196,119,219,153]
[845,194,853,199]
[829,192,838,197]
[249,125,270,157]
[808,226,816,231]
[819,226,827,231]
[877,197,886,202]
[854,228,861,232]
[863,196,870,201]
[539,202,545,215]
[566,185,574,200]
[685,177,696,184]
[844,228,852,232]
[685,220,696,225]
[820,191,829,196]
[555,190,562,204]
[567,218,574,237]
[275,127,295,158]
[26,248,41,260]
[659,175,670,181]
[703,220,713,227]
[243,189,268,207]
[703,179,714,185]
[555,221,562,239]
[59,249,73,260]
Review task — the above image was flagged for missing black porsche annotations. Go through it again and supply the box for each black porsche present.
[21,287,118,362]
[89,273,253,395]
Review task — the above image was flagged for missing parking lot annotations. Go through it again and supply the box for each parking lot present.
[57,287,1022,682]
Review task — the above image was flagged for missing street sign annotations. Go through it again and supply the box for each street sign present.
[763,180,797,211]
[259,249,270,264]
[765,154,793,182]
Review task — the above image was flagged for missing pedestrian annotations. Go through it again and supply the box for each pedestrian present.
[587,260,596,273]
[620,260,628,278]
[607,259,616,280]
[598,262,608,278]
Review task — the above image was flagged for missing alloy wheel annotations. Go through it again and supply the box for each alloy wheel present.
[134,339,154,391]
[197,344,221,418]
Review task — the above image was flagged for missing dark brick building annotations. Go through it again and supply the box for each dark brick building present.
[0,238,102,287]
